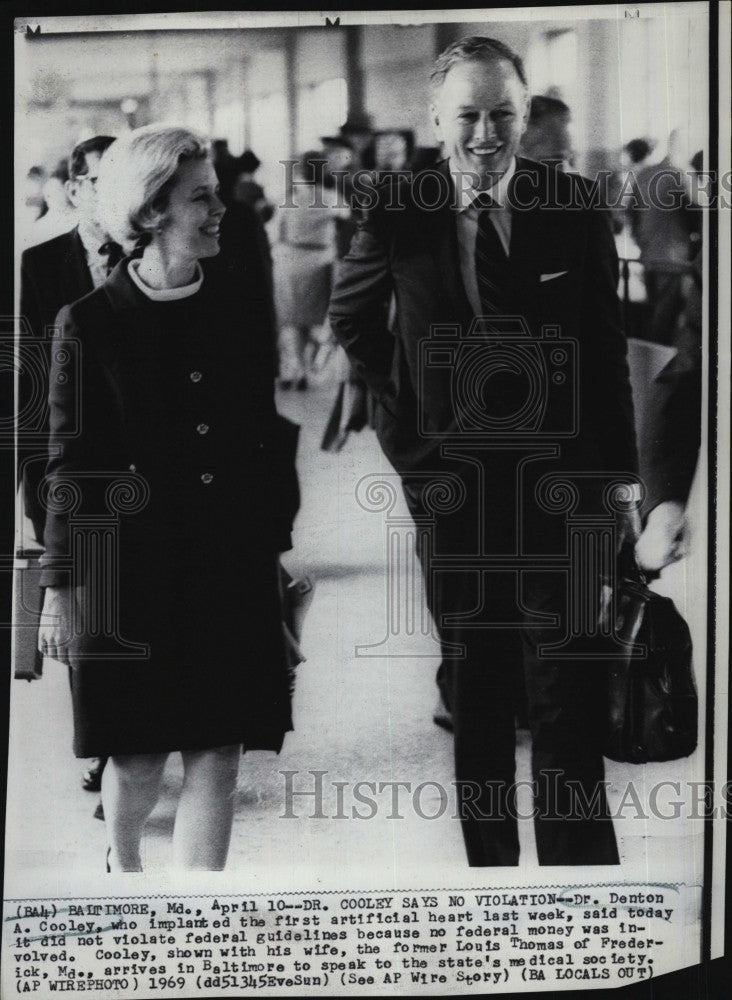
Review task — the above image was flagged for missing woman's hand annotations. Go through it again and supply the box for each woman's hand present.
[38,586,74,666]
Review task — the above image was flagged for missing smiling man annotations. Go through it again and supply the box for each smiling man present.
[330,36,639,867]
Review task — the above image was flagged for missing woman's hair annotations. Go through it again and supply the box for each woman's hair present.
[96,124,209,247]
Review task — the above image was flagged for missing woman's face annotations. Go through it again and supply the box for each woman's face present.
[156,157,225,261]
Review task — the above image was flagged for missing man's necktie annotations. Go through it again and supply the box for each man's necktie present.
[98,240,124,276]
[473,193,511,317]
[472,193,522,420]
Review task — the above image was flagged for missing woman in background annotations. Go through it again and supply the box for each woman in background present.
[273,151,349,389]
[38,125,297,871]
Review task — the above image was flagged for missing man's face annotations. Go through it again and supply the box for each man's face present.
[431,57,529,188]
[66,151,103,229]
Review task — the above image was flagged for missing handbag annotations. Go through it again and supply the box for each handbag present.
[13,548,45,680]
[603,548,697,764]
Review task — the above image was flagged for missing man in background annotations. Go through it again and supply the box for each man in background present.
[19,134,118,799]
[520,94,573,170]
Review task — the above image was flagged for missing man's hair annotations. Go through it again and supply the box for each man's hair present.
[430,35,528,97]
[528,95,570,124]
[95,124,209,248]
[68,135,116,181]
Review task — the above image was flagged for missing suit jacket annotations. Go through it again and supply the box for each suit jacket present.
[329,158,638,483]
[19,228,94,543]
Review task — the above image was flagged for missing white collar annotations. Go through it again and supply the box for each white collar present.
[76,222,109,258]
[127,258,204,301]
[453,156,517,213]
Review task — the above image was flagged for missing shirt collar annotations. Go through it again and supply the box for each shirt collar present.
[76,222,109,260]
[127,257,204,301]
[453,156,517,213]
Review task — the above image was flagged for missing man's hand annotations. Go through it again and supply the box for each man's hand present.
[617,505,642,551]
[38,586,74,666]
[635,500,689,572]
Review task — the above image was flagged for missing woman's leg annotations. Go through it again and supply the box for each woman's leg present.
[102,753,169,871]
[173,745,242,870]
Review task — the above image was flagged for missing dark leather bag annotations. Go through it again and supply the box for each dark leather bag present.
[604,550,697,764]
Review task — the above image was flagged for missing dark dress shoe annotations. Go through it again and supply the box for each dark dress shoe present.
[81,757,107,792]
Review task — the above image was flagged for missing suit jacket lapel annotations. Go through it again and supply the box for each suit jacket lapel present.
[507,159,543,278]
[64,228,94,301]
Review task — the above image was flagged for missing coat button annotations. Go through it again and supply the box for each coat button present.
[201,473,214,484]
[129,464,137,473]
[190,371,203,383]
[197,423,210,435]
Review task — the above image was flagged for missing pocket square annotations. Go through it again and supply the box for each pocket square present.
[540,270,569,282]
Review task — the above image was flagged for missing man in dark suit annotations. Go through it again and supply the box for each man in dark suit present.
[20,134,117,796]
[21,135,117,545]
[330,36,640,866]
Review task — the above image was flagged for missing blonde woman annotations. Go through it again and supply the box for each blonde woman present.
[38,125,296,871]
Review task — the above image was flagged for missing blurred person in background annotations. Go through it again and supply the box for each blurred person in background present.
[339,110,376,171]
[274,150,348,390]
[21,135,118,547]
[21,165,48,228]
[211,138,240,204]
[321,135,357,259]
[636,151,704,574]
[608,137,656,241]
[373,129,415,172]
[20,135,119,805]
[624,137,654,173]
[627,128,701,344]
[37,124,297,872]
[26,160,77,248]
[519,94,573,170]
[234,149,275,223]
[211,141,279,377]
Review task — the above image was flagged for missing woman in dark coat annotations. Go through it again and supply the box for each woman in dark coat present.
[37,125,296,872]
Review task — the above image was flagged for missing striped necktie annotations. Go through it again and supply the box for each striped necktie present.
[473,192,511,318]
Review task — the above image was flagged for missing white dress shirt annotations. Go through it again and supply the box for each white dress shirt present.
[77,223,113,289]
[453,157,516,316]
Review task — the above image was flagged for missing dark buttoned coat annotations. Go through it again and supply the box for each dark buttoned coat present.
[40,255,297,757]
